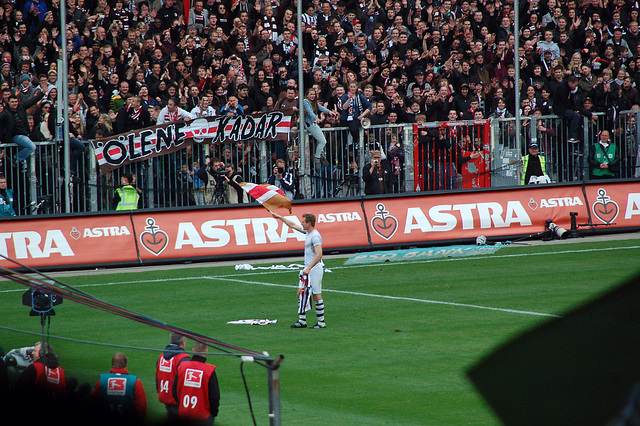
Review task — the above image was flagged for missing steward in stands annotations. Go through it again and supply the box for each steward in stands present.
[112,173,141,210]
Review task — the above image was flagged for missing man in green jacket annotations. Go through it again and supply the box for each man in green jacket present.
[588,129,619,179]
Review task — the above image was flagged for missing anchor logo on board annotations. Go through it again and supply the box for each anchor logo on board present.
[140,217,169,256]
[370,203,398,240]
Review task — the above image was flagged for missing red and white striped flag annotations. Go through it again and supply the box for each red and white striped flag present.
[239,182,292,213]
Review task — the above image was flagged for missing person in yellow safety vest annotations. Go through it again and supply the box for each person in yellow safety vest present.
[112,173,141,210]
[521,142,549,184]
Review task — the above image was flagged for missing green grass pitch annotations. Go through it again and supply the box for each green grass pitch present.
[1,237,639,425]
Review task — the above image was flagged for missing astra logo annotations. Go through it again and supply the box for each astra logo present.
[175,218,305,249]
[317,212,363,223]
[83,226,132,237]
[537,197,584,208]
[404,201,532,232]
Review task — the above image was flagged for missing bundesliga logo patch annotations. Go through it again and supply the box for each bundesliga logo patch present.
[159,357,173,373]
[107,377,128,396]
[184,369,203,388]
[46,368,60,384]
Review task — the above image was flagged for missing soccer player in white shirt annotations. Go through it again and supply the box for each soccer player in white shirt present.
[272,212,326,328]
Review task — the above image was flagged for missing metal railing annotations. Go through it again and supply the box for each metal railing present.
[1,111,638,217]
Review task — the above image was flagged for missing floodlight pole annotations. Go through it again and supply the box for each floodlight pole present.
[267,355,284,426]
[60,0,71,213]
[513,0,521,150]
[296,0,310,198]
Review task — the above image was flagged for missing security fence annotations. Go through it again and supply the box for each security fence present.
[1,110,638,217]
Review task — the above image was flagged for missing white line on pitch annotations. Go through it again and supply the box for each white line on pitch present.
[203,276,560,318]
[1,245,636,317]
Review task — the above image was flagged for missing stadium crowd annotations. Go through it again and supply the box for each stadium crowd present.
[0,0,639,209]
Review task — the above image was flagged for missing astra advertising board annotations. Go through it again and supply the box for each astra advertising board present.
[0,182,638,270]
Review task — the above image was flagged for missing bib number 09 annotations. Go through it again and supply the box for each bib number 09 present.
[183,395,198,409]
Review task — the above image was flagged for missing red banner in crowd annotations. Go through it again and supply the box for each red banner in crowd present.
[91,111,291,173]
[0,182,638,270]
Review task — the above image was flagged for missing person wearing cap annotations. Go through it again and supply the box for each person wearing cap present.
[17,73,36,104]
[0,62,13,86]
[407,69,426,94]
[521,141,548,185]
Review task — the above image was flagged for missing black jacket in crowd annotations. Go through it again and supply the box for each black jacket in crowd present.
[362,160,394,195]
[0,91,45,142]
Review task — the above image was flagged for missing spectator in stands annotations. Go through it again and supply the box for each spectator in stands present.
[156,97,194,125]
[553,76,586,144]
[488,97,513,119]
[304,87,337,171]
[267,158,295,200]
[339,81,372,153]
[191,90,216,118]
[362,149,393,195]
[235,83,255,115]
[588,129,620,179]
[219,94,244,116]
[116,96,152,133]
[0,90,45,171]
[0,175,16,216]
[89,111,114,139]
[276,86,298,113]
[369,101,388,125]
[453,84,472,116]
